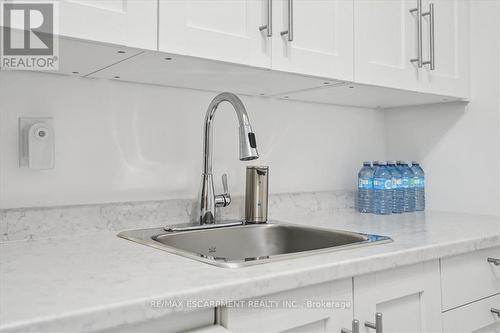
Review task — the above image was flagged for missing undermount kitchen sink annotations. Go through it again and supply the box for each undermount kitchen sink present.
[118,222,392,268]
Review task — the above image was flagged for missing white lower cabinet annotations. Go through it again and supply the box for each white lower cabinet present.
[440,246,500,311]
[442,294,500,333]
[218,249,500,333]
[353,260,442,333]
[219,278,353,333]
[440,247,500,333]
[100,247,500,333]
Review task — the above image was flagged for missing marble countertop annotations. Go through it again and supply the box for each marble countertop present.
[1,210,499,332]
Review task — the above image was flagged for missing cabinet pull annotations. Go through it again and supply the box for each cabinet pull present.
[422,3,435,70]
[259,0,273,37]
[365,312,383,333]
[409,0,423,67]
[487,257,500,266]
[492,308,500,318]
[341,319,359,333]
[280,0,293,41]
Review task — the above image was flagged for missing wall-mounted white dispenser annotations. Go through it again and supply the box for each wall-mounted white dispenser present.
[19,118,55,170]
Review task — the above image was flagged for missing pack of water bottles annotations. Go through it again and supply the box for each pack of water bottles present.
[357,161,425,215]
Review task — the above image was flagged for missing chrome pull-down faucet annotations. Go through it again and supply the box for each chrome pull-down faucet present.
[199,92,259,224]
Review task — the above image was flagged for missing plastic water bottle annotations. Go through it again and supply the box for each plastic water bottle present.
[387,161,404,214]
[411,161,425,211]
[373,162,393,215]
[397,161,416,212]
[357,162,374,213]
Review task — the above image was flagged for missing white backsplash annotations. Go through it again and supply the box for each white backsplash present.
[0,71,385,209]
[0,190,355,242]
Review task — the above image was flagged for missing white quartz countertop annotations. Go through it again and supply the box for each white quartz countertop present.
[1,211,499,332]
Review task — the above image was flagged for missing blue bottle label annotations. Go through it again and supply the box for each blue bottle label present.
[401,177,412,188]
[392,178,402,189]
[358,177,373,189]
[414,177,425,188]
[373,178,392,190]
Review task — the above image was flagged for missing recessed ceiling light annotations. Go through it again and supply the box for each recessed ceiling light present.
[348,86,354,89]
[323,82,330,85]
[284,96,289,99]
[259,93,265,96]
[113,76,120,79]
[72,71,79,74]
[117,50,126,54]
[165,57,173,60]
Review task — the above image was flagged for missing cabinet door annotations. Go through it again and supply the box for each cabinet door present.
[354,261,442,333]
[158,0,271,68]
[3,0,157,49]
[59,0,157,49]
[419,0,469,98]
[220,278,353,333]
[272,0,353,80]
[440,246,500,311]
[442,294,500,333]
[354,0,419,91]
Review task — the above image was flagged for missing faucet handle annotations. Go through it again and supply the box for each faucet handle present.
[222,173,229,195]
[215,174,231,207]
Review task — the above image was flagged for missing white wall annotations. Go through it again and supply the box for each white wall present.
[0,71,386,209]
[385,0,500,216]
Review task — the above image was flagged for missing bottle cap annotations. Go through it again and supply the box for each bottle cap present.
[411,161,420,165]
[363,161,371,166]
[373,160,380,166]
[387,160,396,165]
[378,161,387,166]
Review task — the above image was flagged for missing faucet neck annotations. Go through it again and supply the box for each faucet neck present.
[202,93,251,175]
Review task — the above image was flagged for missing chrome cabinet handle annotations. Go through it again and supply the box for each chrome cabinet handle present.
[280,0,293,41]
[422,3,435,70]
[215,173,231,207]
[341,319,360,333]
[410,0,423,67]
[365,313,383,333]
[492,308,500,318]
[259,0,273,37]
[487,257,500,266]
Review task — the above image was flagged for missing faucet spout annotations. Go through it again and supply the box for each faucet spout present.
[202,92,259,174]
[199,92,259,224]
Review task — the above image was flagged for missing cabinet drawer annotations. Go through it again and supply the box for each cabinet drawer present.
[219,278,352,333]
[441,246,500,311]
[442,293,500,333]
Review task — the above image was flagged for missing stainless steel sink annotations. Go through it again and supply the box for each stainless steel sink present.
[118,222,392,268]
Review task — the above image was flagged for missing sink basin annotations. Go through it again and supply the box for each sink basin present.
[118,222,392,268]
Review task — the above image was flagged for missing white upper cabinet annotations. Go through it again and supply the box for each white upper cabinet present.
[57,0,157,49]
[419,0,469,98]
[354,0,469,98]
[3,0,468,103]
[157,0,353,79]
[158,0,271,68]
[354,0,420,92]
[272,0,354,80]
